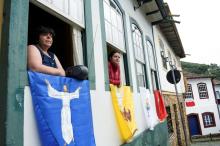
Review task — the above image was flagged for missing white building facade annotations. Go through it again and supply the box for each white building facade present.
[185,77,220,136]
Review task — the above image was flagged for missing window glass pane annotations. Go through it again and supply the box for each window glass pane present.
[151,70,158,90]
[105,22,112,42]
[185,84,193,99]
[111,8,117,27]
[146,41,156,70]
[136,62,143,74]
[132,24,144,62]
[118,32,124,49]
[104,1,110,21]
[112,26,118,45]
[198,83,208,98]
[203,113,215,127]
[136,62,146,87]
[104,0,124,51]
[117,14,123,32]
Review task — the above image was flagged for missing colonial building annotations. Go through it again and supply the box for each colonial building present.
[0,0,186,146]
[184,74,220,137]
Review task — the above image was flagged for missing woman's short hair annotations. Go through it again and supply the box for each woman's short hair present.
[33,26,55,43]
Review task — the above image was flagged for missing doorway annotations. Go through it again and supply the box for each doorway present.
[28,3,74,69]
[187,114,202,136]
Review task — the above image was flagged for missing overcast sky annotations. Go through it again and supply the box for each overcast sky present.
[164,0,220,66]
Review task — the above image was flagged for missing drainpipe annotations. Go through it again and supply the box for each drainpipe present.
[170,64,189,146]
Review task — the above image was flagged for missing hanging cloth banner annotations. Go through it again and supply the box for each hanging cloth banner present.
[153,90,168,122]
[185,98,195,107]
[28,71,96,146]
[110,84,137,142]
[139,87,159,130]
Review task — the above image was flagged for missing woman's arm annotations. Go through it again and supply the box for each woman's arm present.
[54,54,65,76]
[27,45,65,76]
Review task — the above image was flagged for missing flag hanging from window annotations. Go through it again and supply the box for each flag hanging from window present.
[185,98,195,107]
[28,71,96,146]
[153,90,168,122]
[110,84,137,142]
[139,87,159,130]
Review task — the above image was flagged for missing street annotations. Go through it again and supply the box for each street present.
[191,141,220,146]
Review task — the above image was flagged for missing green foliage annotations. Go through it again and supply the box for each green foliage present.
[181,61,220,80]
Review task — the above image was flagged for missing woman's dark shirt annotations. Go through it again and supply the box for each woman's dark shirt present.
[36,45,57,68]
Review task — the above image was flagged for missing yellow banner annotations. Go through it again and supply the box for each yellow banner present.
[110,84,137,142]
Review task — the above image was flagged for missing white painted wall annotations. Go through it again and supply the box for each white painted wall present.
[185,78,220,135]
[153,25,185,94]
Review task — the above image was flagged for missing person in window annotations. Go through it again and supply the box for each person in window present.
[108,51,121,86]
[27,26,65,76]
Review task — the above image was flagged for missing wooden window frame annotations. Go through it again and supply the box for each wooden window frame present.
[197,83,209,99]
[185,84,194,99]
[103,0,125,51]
[202,112,216,128]
[131,22,148,88]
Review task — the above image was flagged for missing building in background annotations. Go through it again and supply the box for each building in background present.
[184,73,220,137]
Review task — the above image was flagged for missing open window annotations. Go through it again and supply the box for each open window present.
[107,45,126,85]
[28,2,85,70]
[103,0,129,86]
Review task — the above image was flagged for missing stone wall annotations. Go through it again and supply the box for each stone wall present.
[163,92,191,146]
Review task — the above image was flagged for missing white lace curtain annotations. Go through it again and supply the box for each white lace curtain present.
[72,27,84,65]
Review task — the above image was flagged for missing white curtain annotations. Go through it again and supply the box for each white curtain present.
[72,27,84,65]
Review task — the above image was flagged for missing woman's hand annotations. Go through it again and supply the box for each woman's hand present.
[57,69,66,76]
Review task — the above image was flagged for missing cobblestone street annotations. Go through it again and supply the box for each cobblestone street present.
[191,141,220,146]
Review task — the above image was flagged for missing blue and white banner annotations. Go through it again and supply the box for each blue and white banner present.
[28,71,96,146]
